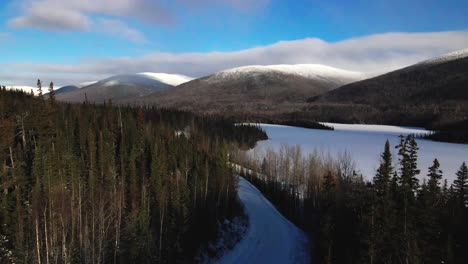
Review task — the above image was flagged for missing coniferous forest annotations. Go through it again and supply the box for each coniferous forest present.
[0,87,267,263]
[1,85,468,264]
[235,136,468,264]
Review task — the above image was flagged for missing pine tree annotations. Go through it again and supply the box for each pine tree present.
[453,162,468,207]
[37,79,43,99]
[48,82,55,106]
[427,159,443,195]
[374,140,393,196]
[396,135,420,196]
[417,159,444,263]
[370,140,397,263]
[396,135,421,263]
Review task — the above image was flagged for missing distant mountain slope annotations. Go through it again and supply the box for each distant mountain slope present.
[135,64,365,115]
[311,49,468,105]
[57,73,188,103]
[50,85,79,95]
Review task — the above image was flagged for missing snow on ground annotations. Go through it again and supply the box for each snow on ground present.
[213,64,365,84]
[138,72,194,86]
[216,177,310,264]
[197,216,248,263]
[252,123,468,183]
[320,122,432,136]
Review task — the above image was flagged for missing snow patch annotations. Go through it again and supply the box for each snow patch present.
[320,122,432,136]
[78,81,97,88]
[103,80,120,86]
[138,72,194,86]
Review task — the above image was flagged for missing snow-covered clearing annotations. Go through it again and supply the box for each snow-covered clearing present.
[251,123,468,183]
[216,177,310,264]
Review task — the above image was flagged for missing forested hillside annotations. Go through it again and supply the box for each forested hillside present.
[0,86,266,263]
[305,54,468,131]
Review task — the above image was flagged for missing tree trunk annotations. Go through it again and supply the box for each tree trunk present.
[36,217,42,264]
[44,208,50,264]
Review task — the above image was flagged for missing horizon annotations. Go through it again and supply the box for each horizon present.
[1,0,468,86]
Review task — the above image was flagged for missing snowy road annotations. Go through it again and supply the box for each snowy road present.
[217,177,310,264]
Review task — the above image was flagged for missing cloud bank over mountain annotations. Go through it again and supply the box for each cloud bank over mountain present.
[2,31,468,86]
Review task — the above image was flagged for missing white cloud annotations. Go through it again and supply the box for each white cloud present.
[7,0,270,43]
[8,0,269,32]
[94,18,147,44]
[9,5,91,31]
[8,0,173,30]
[2,31,468,86]
[8,0,173,43]
[8,0,149,43]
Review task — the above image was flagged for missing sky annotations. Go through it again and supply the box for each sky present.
[0,0,467,86]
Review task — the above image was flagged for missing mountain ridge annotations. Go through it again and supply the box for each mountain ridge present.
[132,64,365,116]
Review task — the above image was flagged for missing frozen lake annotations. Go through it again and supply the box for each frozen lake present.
[252,123,468,183]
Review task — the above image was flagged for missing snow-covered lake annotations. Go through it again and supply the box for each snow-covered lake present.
[252,123,468,183]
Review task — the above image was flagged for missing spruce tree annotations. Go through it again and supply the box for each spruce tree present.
[36,79,43,99]
[396,135,420,263]
[453,162,468,207]
[48,82,55,106]
[427,159,443,194]
[371,140,398,262]
[418,159,444,263]
[374,140,393,196]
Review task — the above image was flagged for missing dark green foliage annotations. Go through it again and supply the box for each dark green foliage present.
[0,88,264,263]
[453,162,468,207]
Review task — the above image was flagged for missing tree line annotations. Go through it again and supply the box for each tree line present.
[0,85,266,263]
[235,135,468,263]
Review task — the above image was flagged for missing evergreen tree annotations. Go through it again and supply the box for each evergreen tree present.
[371,140,398,262]
[374,140,393,196]
[453,162,468,207]
[427,158,443,194]
[36,79,43,99]
[417,159,444,263]
[396,135,420,263]
[48,81,55,106]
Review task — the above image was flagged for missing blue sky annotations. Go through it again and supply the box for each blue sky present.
[0,0,467,85]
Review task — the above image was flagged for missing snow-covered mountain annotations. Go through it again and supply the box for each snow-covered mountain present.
[94,74,171,88]
[56,73,193,103]
[212,64,365,86]
[136,64,365,114]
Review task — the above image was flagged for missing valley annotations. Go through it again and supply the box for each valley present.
[1,4,468,262]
